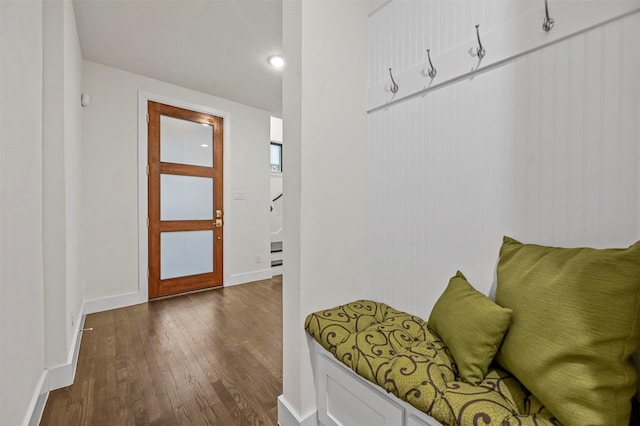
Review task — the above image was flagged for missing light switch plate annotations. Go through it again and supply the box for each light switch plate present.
[233,191,245,200]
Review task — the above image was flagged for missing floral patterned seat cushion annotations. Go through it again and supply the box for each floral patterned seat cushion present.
[305,300,560,426]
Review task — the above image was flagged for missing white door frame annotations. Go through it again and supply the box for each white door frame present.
[137,91,231,302]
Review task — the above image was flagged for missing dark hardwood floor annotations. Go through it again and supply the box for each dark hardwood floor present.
[41,276,282,426]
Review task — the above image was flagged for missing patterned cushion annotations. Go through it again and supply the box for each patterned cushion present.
[305,300,560,426]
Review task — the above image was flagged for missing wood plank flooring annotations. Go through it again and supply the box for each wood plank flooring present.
[41,276,282,426]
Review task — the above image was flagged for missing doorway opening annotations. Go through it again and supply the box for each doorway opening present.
[147,101,224,298]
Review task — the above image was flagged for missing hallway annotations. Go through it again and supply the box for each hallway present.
[41,277,282,425]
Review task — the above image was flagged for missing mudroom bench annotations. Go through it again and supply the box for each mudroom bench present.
[309,335,442,426]
[305,237,640,426]
[305,299,555,426]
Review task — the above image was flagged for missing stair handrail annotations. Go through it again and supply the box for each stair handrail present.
[271,193,283,212]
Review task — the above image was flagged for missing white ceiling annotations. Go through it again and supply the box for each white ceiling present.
[73,0,283,115]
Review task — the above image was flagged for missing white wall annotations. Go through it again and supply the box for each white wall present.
[280,0,369,423]
[42,0,84,369]
[271,116,283,143]
[81,60,272,300]
[0,0,84,421]
[42,0,68,368]
[367,1,640,318]
[63,0,84,361]
[0,1,46,424]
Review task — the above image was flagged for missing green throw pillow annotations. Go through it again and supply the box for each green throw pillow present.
[496,236,640,426]
[428,271,513,385]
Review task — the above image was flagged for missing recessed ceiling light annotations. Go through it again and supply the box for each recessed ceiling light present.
[268,55,284,68]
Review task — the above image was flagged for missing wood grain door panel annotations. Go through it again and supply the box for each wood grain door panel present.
[148,101,223,298]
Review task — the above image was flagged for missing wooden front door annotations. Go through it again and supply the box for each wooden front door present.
[148,101,223,298]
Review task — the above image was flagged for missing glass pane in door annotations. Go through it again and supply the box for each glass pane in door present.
[160,115,213,167]
[161,231,213,279]
[161,174,213,220]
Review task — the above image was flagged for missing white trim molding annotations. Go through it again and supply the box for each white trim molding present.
[23,372,48,426]
[84,292,144,315]
[368,0,392,17]
[271,265,283,277]
[25,302,87,425]
[227,268,273,287]
[368,2,640,112]
[46,303,86,390]
[277,395,317,426]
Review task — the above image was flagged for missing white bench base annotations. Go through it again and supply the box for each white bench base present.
[311,340,443,426]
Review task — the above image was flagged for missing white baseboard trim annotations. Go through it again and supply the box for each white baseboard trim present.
[24,291,143,425]
[227,268,273,287]
[277,395,317,426]
[46,302,86,390]
[49,292,144,389]
[28,391,49,426]
[271,265,283,276]
[24,301,89,425]
[23,371,48,426]
[84,291,144,314]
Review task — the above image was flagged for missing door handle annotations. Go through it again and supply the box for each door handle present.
[216,209,223,218]
[215,219,223,228]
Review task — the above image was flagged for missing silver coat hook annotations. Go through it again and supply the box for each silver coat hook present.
[543,0,555,32]
[426,49,437,79]
[475,24,486,59]
[388,68,399,93]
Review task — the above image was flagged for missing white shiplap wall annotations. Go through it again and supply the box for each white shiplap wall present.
[367,2,640,318]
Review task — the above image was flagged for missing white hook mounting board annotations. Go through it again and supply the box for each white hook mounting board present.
[367,1,640,113]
